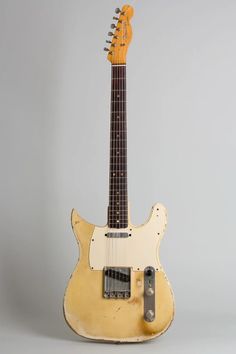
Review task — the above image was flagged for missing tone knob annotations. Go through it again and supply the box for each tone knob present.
[146,287,154,296]
[145,309,155,322]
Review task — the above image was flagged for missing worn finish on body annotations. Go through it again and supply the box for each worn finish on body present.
[63,206,175,342]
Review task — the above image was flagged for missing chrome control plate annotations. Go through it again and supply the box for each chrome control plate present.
[144,266,156,322]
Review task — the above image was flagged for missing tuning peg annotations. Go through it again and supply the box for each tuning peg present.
[110,24,116,29]
[115,8,121,14]
[108,31,113,36]
[106,40,112,43]
[113,16,119,21]
[104,47,109,52]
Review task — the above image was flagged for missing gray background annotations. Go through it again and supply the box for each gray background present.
[0,0,235,353]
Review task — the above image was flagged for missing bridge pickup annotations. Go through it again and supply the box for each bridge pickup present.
[103,267,131,299]
[105,269,130,282]
[105,232,129,238]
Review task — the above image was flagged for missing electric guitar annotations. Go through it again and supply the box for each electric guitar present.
[64,4,174,342]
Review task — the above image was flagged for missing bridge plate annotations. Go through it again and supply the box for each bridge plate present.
[103,267,131,299]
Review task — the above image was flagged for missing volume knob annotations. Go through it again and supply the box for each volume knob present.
[146,287,154,296]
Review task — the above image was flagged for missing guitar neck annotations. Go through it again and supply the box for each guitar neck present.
[108,64,128,229]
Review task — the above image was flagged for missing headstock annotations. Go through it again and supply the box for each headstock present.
[104,5,134,64]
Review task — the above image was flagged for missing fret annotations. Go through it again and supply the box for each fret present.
[112,77,126,80]
[108,218,128,221]
[110,181,127,186]
[111,111,126,113]
[107,226,128,228]
[110,130,127,132]
[110,156,127,158]
[110,162,127,165]
[110,147,127,150]
[107,215,127,224]
[109,193,127,195]
[111,112,126,116]
[108,214,128,216]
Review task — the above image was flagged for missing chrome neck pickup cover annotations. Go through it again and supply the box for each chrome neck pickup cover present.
[105,232,130,238]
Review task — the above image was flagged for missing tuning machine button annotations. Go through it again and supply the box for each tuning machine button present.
[108,32,114,36]
[106,40,112,44]
[115,8,121,14]
[104,47,109,52]
[113,16,119,21]
[110,24,116,29]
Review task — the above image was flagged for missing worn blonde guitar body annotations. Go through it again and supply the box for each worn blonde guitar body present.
[64,204,174,342]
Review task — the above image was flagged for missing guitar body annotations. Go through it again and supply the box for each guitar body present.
[63,203,174,342]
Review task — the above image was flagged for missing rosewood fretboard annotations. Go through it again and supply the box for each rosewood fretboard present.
[108,65,128,229]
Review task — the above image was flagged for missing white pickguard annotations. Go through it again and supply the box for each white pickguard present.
[89,203,167,271]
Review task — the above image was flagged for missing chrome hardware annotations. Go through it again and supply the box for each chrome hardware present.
[110,24,116,29]
[115,8,121,14]
[144,266,156,322]
[146,287,154,296]
[104,267,131,299]
[145,309,155,322]
[105,232,130,238]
